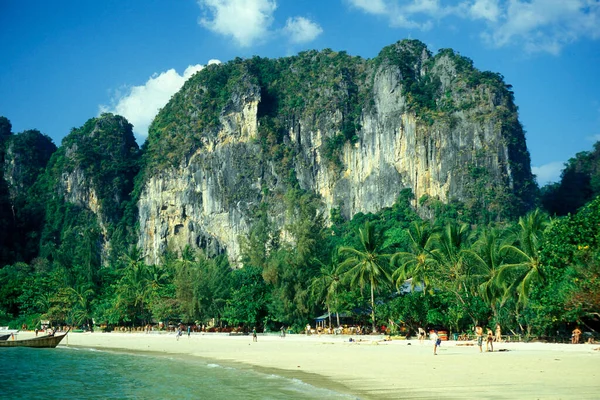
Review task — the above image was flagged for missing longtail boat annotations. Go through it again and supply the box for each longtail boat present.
[0,330,69,348]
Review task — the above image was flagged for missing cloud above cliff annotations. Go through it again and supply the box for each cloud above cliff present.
[99,61,220,142]
[283,17,323,44]
[532,161,564,186]
[346,0,600,54]
[197,0,277,47]
[197,0,322,47]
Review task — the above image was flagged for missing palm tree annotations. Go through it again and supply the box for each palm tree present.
[430,221,477,326]
[309,254,342,328]
[67,283,95,328]
[499,209,549,305]
[391,221,436,293]
[115,247,162,325]
[338,221,392,333]
[466,228,508,319]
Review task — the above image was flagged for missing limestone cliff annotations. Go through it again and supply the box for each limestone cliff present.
[39,114,140,262]
[138,40,536,265]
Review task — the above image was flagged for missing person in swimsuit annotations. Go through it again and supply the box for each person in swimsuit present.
[475,326,483,353]
[418,327,426,344]
[486,328,494,352]
[572,327,582,344]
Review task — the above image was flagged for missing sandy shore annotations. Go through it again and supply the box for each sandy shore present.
[23,331,600,399]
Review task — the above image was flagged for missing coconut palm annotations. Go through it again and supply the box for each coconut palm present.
[338,221,392,332]
[430,221,478,325]
[114,247,164,325]
[466,228,508,318]
[431,221,474,286]
[391,220,437,293]
[498,209,549,305]
[67,283,95,328]
[309,254,342,328]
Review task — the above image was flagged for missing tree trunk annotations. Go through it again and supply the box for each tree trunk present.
[370,284,376,333]
[327,304,332,328]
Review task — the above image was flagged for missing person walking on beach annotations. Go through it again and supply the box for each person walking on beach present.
[418,327,426,344]
[252,326,258,342]
[431,330,441,355]
[495,323,502,342]
[280,325,286,338]
[486,328,494,352]
[176,327,182,341]
[572,327,582,344]
[305,323,311,336]
[475,325,483,353]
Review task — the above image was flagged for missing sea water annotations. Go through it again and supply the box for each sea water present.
[0,347,357,399]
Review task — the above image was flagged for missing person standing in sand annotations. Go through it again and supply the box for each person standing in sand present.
[431,330,441,355]
[418,327,425,344]
[475,325,483,352]
[252,326,258,342]
[572,327,582,344]
[306,323,311,336]
[495,323,502,342]
[486,329,494,352]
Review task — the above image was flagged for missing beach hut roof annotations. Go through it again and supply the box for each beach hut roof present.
[314,313,351,321]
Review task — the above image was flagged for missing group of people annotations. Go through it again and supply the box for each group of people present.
[424,323,503,355]
[475,325,501,353]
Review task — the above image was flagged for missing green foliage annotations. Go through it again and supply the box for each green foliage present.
[542,142,600,216]
[0,129,56,263]
[223,266,268,327]
[168,247,232,323]
[338,221,393,331]
[0,116,12,144]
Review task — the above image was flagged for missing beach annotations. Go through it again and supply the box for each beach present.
[32,331,600,399]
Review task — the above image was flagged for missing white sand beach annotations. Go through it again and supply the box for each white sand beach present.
[33,331,600,399]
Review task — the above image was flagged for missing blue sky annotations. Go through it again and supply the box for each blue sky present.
[1,1,599,185]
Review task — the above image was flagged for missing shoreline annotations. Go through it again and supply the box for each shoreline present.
[22,331,600,399]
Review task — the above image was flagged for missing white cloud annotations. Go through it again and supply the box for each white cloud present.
[532,161,564,185]
[486,0,600,54]
[347,0,459,31]
[99,61,221,142]
[197,0,277,47]
[468,0,500,22]
[347,0,600,54]
[283,17,323,44]
[346,0,387,14]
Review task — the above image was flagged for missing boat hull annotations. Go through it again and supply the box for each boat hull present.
[0,332,68,348]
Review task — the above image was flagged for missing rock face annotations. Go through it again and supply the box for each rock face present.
[40,114,140,262]
[138,40,536,265]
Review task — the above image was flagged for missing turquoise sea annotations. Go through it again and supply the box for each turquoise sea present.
[0,346,357,399]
